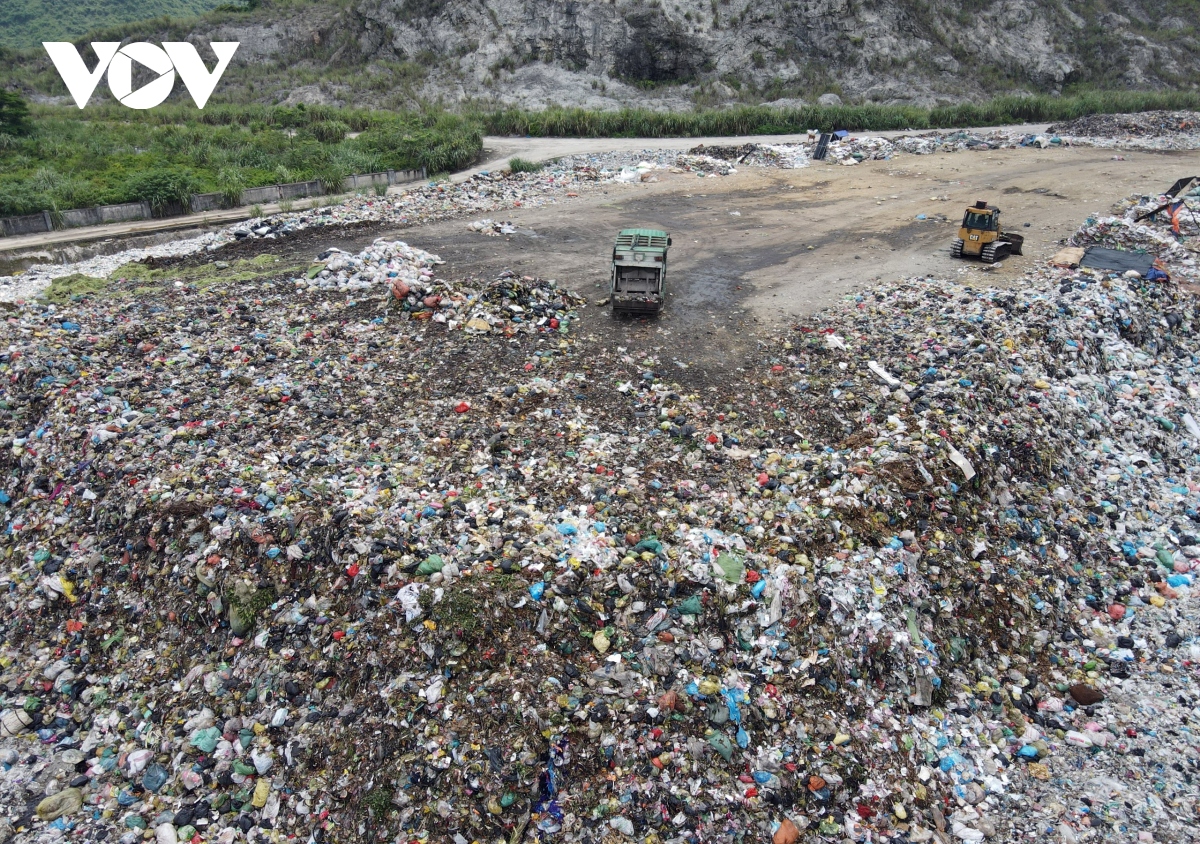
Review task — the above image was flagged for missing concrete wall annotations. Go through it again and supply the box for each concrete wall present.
[60,201,151,229]
[0,212,51,237]
[1,168,428,238]
[279,180,324,200]
[191,193,223,213]
[343,169,424,190]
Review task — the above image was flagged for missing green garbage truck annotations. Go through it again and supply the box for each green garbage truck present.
[611,228,670,314]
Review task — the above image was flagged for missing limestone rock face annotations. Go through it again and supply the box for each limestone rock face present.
[91,1,1200,109]
[338,0,1200,107]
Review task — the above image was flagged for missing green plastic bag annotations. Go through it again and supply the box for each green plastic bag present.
[708,731,734,761]
[633,538,663,555]
[417,554,445,575]
[190,726,221,753]
[714,553,744,584]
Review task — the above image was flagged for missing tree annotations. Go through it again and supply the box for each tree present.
[0,90,31,136]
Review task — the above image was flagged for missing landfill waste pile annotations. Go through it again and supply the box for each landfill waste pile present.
[608,160,666,183]
[1048,111,1200,150]
[1119,195,1200,242]
[685,144,757,163]
[673,154,737,177]
[1072,214,1197,259]
[692,114,1200,169]
[1070,190,1200,258]
[4,183,1200,844]
[688,143,809,171]
[689,130,1044,169]
[306,239,581,336]
[467,220,517,237]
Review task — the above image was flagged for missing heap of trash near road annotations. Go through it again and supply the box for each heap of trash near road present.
[3,152,1200,844]
[692,110,1200,166]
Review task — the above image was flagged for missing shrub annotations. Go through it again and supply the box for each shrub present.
[0,90,31,136]
[310,120,350,143]
[317,167,346,195]
[216,167,247,207]
[507,157,542,173]
[476,90,1200,137]
[122,168,200,215]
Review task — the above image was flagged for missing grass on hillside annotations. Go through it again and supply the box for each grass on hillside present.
[0,104,480,217]
[0,0,223,49]
[477,90,1200,138]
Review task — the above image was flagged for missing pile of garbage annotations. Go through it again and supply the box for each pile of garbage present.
[611,160,664,183]
[1049,110,1200,139]
[1119,192,1200,241]
[1047,111,1200,152]
[300,240,581,335]
[689,116,1200,169]
[689,143,811,170]
[1071,214,1195,260]
[685,143,757,162]
[690,129,1045,169]
[3,186,1200,844]
[673,154,737,177]
[467,219,517,237]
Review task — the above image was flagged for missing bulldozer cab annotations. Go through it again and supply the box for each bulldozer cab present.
[962,207,999,231]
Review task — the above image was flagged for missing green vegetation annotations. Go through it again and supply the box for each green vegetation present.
[0,0,223,49]
[506,156,542,173]
[38,274,110,304]
[0,104,481,217]
[477,90,1200,138]
[40,252,306,303]
[0,91,32,136]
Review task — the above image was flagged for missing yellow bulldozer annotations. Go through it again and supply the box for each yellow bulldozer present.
[951,200,1024,262]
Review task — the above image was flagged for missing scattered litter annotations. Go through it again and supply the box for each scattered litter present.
[467,219,517,236]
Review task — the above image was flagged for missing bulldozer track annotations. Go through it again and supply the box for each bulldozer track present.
[980,242,1010,263]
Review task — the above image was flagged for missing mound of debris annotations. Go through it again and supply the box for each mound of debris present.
[685,143,757,163]
[2,196,1200,844]
[1048,110,1200,139]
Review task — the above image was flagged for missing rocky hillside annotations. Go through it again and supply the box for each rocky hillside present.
[6,0,1200,109]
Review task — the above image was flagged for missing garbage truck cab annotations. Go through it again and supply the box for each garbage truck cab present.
[611,228,670,314]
